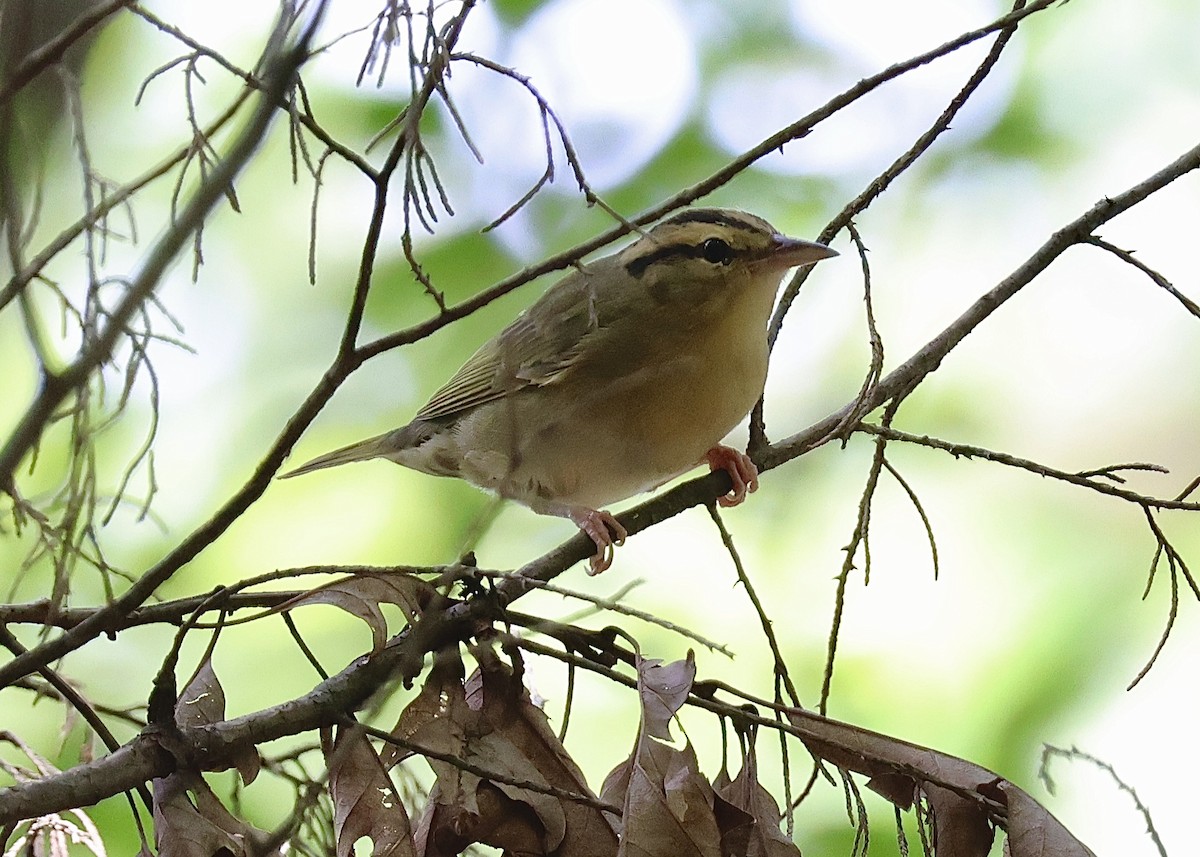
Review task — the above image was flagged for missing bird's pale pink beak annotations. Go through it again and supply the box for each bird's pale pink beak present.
[756,235,838,271]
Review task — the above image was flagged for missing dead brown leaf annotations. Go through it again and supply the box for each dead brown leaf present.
[1000,779,1102,857]
[325,726,416,857]
[153,770,271,857]
[285,570,435,652]
[710,790,755,857]
[175,660,260,785]
[415,779,549,857]
[925,783,993,857]
[626,738,723,857]
[637,652,696,742]
[398,646,617,857]
[600,653,742,857]
[174,661,225,731]
[785,708,1097,857]
[385,647,468,771]
[713,730,799,857]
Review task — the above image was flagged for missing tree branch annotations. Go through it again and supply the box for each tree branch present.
[0,0,134,106]
[2,6,1195,835]
[355,0,1060,363]
[760,140,1200,471]
[0,10,321,689]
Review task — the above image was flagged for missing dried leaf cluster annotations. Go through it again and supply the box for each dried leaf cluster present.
[124,577,1095,857]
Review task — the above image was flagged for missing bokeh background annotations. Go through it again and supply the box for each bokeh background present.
[3,0,1199,853]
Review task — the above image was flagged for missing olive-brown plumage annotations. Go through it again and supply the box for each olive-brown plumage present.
[282,208,836,572]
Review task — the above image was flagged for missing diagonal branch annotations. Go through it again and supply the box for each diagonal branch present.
[768,0,1035,352]
[856,424,1200,512]
[4,138,1198,824]
[0,0,134,106]
[0,10,322,689]
[759,139,1200,471]
[356,0,1060,363]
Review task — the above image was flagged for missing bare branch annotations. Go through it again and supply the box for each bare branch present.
[881,459,939,579]
[1039,746,1168,857]
[820,402,895,715]
[706,505,801,705]
[760,139,1200,472]
[0,92,251,314]
[1086,235,1200,319]
[1129,508,1199,689]
[0,8,325,688]
[356,0,1061,364]
[769,0,1036,353]
[0,0,134,107]
[855,424,1200,512]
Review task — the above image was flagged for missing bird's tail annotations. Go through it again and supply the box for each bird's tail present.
[277,430,400,479]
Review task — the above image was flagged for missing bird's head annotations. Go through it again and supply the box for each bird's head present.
[618,208,837,306]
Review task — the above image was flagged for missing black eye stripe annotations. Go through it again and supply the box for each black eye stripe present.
[624,238,740,278]
[624,243,695,278]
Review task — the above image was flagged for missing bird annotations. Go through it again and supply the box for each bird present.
[280,208,836,573]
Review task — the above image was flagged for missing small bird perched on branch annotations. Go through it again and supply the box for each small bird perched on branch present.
[281,208,836,573]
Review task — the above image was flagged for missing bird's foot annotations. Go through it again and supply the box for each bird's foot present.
[706,444,759,507]
[568,507,628,575]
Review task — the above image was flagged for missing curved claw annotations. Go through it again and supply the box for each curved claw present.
[568,508,627,575]
[706,444,759,508]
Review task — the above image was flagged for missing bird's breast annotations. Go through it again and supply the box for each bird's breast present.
[498,295,772,510]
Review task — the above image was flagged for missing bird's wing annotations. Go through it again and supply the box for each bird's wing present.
[413,338,509,420]
[414,267,613,422]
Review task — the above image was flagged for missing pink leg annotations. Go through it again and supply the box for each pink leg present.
[706,444,759,508]
[567,507,628,575]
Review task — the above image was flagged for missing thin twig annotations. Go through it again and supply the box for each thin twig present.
[1129,508,1198,689]
[0,0,135,106]
[768,0,1035,352]
[760,139,1200,472]
[0,626,154,821]
[358,721,620,814]
[0,8,326,688]
[357,0,1060,364]
[1085,235,1200,319]
[473,568,732,657]
[0,93,252,314]
[706,505,801,705]
[880,459,939,579]
[856,423,1200,512]
[820,402,897,715]
[129,2,375,177]
[1039,745,1168,857]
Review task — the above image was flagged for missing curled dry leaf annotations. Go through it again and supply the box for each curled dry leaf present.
[1000,779,1103,857]
[153,770,273,857]
[395,646,617,857]
[417,781,546,857]
[601,653,751,857]
[175,659,260,785]
[384,647,468,772]
[623,739,724,857]
[713,728,800,857]
[637,651,696,742]
[924,784,994,857]
[325,726,416,857]
[284,570,435,652]
[785,707,1098,857]
[174,661,225,730]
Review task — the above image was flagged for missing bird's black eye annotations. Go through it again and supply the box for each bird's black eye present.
[700,237,734,265]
